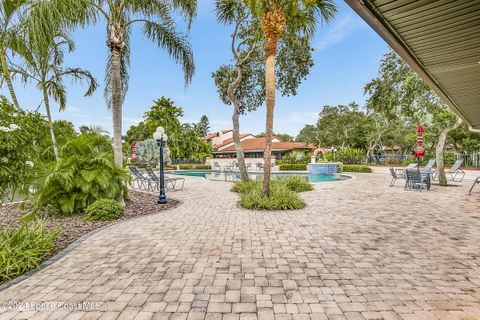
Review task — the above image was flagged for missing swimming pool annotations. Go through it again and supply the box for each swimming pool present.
[171,171,351,183]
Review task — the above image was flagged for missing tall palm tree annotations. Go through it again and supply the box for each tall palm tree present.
[12,32,98,160]
[45,0,196,171]
[0,0,33,110]
[246,0,336,196]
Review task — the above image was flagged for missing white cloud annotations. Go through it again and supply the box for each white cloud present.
[315,13,365,51]
[67,105,80,113]
[277,111,318,125]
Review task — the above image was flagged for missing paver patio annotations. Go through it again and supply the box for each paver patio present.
[1,168,479,320]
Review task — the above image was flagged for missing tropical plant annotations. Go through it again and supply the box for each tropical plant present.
[0,0,35,110]
[84,198,124,221]
[336,148,365,164]
[0,219,60,284]
[0,97,47,202]
[244,0,336,196]
[233,177,311,210]
[12,32,97,160]
[29,134,129,215]
[43,0,197,175]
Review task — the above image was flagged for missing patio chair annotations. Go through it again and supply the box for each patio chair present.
[145,166,185,191]
[128,166,153,191]
[469,177,480,194]
[405,168,429,192]
[445,159,465,182]
[389,168,405,187]
[213,162,222,170]
[424,159,436,172]
[256,163,263,171]
[246,163,252,171]
[395,163,417,175]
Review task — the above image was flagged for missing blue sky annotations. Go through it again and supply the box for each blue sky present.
[3,0,390,137]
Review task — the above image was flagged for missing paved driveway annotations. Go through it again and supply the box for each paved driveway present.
[1,169,479,320]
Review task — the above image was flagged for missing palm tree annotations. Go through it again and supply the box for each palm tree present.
[0,0,33,110]
[12,32,98,160]
[246,0,336,196]
[46,0,196,171]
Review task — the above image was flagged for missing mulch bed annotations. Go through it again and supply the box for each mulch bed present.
[0,191,179,258]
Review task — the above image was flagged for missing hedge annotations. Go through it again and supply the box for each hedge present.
[178,165,211,170]
[340,165,372,173]
[279,164,307,171]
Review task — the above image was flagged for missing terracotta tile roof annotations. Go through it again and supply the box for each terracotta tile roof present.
[216,138,314,153]
[213,134,254,149]
[203,130,232,140]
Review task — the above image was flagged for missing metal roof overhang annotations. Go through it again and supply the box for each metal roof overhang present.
[345,0,480,128]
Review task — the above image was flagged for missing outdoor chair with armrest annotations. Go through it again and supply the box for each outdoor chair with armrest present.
[405,168,429,191]
[389,168,405,187]
[395,163,417,175]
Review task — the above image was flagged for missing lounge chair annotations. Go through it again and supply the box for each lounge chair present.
[433,159,465,182]
[145,166,185,191]
[213,162,222,170]
[389,168,405,187]
[405,168,429,191]
[469,177,480,194]
[128,166,154,191]
[424,159,436,172]
[445,159,465,182]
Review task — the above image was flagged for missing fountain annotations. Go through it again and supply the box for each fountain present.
[308,148,340,175]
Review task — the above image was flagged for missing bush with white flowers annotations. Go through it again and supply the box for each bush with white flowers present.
[0,97,45,202]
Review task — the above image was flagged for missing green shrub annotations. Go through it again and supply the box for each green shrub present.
[30,134,129,215]
[0,219,60,284]
[84,198,125,221]
[282,176,313,192]
[231,179,262,194]
[179,165,211,170]
[336,148,366,164]
[240,185,305,210]
[340,165,372,173]
[279,164,307,171]
[232,176,312,210]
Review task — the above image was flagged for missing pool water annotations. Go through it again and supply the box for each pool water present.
[171,171,350,183]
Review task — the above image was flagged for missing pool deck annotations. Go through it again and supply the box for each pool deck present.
[0,167,479,320]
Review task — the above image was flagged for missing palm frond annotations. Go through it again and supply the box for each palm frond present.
[143,20,194,86]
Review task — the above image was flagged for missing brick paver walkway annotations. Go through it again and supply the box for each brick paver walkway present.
[1,169,479,320]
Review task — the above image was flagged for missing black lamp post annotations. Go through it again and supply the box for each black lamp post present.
[153,126,168,204]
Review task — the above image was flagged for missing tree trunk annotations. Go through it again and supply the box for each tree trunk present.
[1,52,21,110]
[110,45,125,205]
[436,115,462,186]
[232,108,249,181]
[227,64,249,182]
[43,87,59,160]
[262,10,284,197]
[263,51,276,197]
